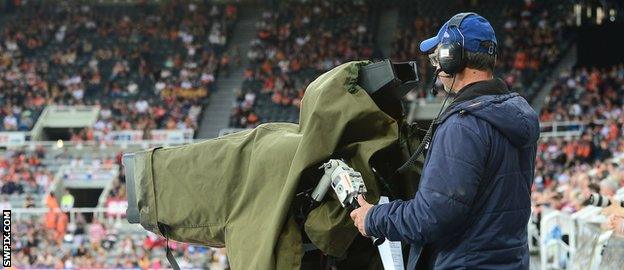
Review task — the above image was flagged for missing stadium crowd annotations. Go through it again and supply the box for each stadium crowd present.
[228,0,575,127]
[1,1,237,138]
[392,0,573,103]
[540,64,624,123]
[11,215,229,269]
[532,63,624,240]
[2,1,624,268]
[229,0,379,127]
[0,145,51,196]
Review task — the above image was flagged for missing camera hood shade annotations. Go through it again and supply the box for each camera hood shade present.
[122,61,423,268]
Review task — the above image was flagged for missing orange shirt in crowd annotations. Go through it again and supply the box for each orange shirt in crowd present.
[261,61,272,75]
[247,112,258,124]
[540,112,553,122]
[564,141,576,160]
[576,143,591,159]
[44,193,59,230]
[56,212,68,242]
[263,76,275,93]
[225,4,237,18]
[272,91,282,104]
[281,95,292,106]
[290,59,301,72]
[587,70,600,92]
[44,211,56,230]
[608,123,619,141]
[45,193,59,209]
[85,129,95,141]
[513,51,527,70]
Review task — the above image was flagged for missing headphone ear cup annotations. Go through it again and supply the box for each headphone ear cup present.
[438,42,464,75]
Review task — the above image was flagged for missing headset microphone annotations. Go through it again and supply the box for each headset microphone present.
[437,71,454,79]
[430,70,441,96]
[430,68,455,96]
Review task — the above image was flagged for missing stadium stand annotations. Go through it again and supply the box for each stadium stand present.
[2,0,624,269]
[540,64,624,123]
[391,0,575,103]
[530,62,624,268]
[0,1,238,137]
[228,0,575,128]
[11,215,229,268]
[1,1,237,268]
[228,0,380,127]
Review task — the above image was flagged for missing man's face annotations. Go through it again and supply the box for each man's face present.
[429,46,455,93]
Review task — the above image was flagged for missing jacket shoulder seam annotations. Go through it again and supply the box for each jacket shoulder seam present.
[441,117,489,147]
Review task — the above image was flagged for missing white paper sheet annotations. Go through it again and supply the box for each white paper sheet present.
[376,196,404,270]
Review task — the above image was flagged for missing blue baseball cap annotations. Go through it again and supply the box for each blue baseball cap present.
[419,13,497,54]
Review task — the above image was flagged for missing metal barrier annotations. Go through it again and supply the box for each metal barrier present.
[569,221,601,270]
[600,234,624,270]
[1,129,198,151]
[539,121,585,138]
[528,210,541,254]
[540,210,575,269]
[539,120,607,138]
[10,207,129,225]
[1,138,205,152]
[540,205,623,270]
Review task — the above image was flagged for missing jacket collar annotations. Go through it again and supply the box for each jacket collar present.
[435,78,514,124]
[451,78,510,106]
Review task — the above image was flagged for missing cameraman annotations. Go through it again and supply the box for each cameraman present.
[350,13,539,269]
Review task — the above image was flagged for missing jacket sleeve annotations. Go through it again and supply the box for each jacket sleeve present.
[365,121,488,244]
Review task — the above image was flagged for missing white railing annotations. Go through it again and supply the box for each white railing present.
[539,120,607,138]
[10,207,128,225]
[92,129,195,145]
[2,129,197,150]
[541,211,576,269]
[59,164,120,182]
[540,121,585,138]
[539,207,622,270]
[44,105,101,113]
[2,137,204,151]
[539,187,624,270]
[0,132,27,147]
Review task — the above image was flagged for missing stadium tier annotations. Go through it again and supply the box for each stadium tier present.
[1,0,624,269]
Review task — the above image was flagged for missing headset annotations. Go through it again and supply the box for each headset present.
[397,12,500,174]
[437,12,477,75]
[398,13,476,174]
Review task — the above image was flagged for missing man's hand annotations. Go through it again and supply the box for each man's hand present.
[350,195,373,237]
[604,214,624,236]
[601,198,624,217]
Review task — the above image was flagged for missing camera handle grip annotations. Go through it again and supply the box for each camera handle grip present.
[351,200,386,246]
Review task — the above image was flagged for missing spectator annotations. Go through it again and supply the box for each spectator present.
[88,218,105,249]
[60,188,75,211]
[44,192,59,230]
[0,195,10,210]
[600,180,619,198]
[0,1,239,138]
[229,0,376,127]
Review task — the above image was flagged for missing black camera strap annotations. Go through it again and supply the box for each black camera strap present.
[396,74,454,174]
[158,223,181,270]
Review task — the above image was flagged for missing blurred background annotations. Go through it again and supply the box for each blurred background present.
[1,0,623,269]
